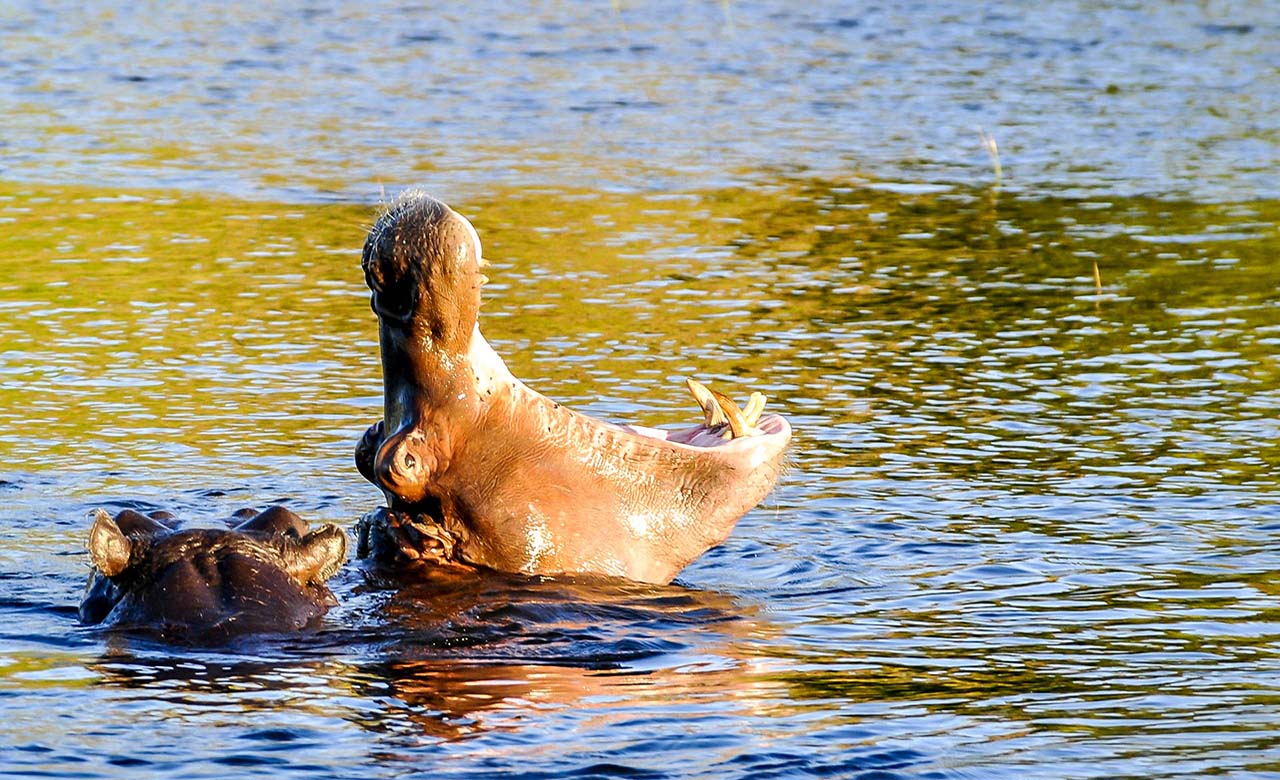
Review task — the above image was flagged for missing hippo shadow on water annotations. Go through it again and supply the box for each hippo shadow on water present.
[80,505,347,644]
[86,563,777,742]
[339,568,775,739]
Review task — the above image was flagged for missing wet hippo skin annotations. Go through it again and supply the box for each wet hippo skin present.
[80,506,347,639]
[355,190,792,584]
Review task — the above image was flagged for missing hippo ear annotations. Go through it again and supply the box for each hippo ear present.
[112,508,172,540]
[282,524,348,585]
[235,505,308,538]
[88,509,132,577]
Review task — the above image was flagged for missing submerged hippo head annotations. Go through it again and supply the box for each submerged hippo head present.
[80,506,347,639]
[354,190,791,584]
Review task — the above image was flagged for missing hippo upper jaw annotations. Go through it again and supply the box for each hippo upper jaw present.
[356,190,791,585]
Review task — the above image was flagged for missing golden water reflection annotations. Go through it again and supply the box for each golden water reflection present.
[2,177,1279,775]
[3,179,1275,488]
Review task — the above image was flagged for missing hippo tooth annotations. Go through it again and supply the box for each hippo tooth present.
[712,390,749,439]
[742,391,767,429]
[685,378,727,428]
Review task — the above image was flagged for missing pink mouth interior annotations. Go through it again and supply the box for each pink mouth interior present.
[620,414,790,449]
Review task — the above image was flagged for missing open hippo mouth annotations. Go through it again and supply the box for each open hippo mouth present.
[354,190,791,585]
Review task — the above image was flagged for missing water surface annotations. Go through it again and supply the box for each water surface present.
[3,2,1280,779]
[2,1,1277,201]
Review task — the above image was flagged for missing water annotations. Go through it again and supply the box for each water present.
[2,2,1280,778]
[2,1,1278,201]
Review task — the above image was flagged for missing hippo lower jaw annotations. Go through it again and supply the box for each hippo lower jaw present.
[357,327,792,584]
[356,190,791,585]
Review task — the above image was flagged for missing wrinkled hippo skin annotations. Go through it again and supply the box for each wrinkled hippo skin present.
[80,506,347,639]
[355,190,791,584]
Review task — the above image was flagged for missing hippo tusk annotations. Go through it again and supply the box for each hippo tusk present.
[742,391,767,429]
[686,378,768,439]
[712,390,750,439]
[685,378,727,428]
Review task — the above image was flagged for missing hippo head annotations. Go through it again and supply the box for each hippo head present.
[354,190,791,584]
[81,506,347,639]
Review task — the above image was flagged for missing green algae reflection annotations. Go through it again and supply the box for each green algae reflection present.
[1,178,1278,492]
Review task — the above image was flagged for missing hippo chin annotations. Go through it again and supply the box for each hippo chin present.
[354,190,791,585]
[81,506,347,639]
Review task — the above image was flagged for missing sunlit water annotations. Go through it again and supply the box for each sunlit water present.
[3,3,1280,779]
[2,1,1278,201]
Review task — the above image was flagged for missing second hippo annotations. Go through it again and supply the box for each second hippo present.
[81,506,347,640]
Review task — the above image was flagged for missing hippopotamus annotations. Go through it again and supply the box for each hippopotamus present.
[80,506,347,639]
[354,190,791,584]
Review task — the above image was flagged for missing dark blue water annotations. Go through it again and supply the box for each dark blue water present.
[2,1,1277,202]
[3,2,1280,779]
